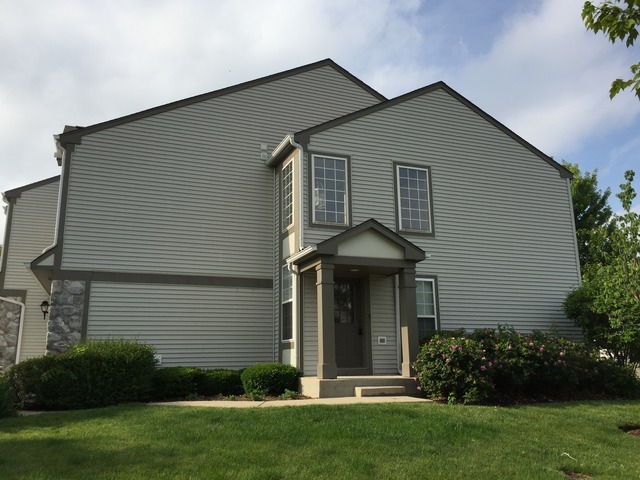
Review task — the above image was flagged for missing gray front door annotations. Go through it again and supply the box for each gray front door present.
[334,278,367,373]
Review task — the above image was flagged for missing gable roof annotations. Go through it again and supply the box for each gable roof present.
[2,176,60,201]
[292,81,572,179]
[289,218,425,267]
[58,59,386,145]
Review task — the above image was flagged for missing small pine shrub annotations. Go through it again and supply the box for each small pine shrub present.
[241,363,301,396]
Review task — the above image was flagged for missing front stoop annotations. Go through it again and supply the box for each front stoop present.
[355,386,406,397]
[300,375,420,399]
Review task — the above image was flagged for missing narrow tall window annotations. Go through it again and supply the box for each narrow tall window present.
[282,266,293,341]
[282,160,294,230]
[416,278,438,340]
[397,165,433,233]
[312,155,348,225]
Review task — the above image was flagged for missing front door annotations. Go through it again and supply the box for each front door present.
[334,278,368,374]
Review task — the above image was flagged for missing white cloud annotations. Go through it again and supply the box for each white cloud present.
[1,0,639,239]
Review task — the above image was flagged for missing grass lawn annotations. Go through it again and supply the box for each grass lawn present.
[1,401,640,479]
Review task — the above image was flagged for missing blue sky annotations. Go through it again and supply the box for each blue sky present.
[1,0,638,241]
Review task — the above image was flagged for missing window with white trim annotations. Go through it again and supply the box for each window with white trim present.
[281,160,294,230]
[416,278,438,339]
[281,266,293,341]
[396,165,433,233]
[312,154,348,225]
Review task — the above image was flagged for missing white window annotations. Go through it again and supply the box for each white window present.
[397,165,433,233]
[312,155,348,225]
[282,160,294,230]
[282,266,293,341]
[416,278,438,339]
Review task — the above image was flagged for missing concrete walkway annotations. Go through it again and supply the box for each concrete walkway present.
[150,396,430,409]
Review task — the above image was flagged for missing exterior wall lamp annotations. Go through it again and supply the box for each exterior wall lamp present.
[40,300,50,320]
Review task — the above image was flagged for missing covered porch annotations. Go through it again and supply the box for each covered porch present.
[287,219,426,398]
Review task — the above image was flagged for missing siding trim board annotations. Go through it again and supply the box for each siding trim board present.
[58,59,386,146]
[294,82,572,179]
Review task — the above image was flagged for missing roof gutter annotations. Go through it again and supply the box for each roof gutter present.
[0,296,26,365]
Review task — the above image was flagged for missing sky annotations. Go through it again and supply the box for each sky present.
[1,0,638,242]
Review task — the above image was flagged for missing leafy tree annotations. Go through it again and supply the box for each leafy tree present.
[582,0,640,99]
[566,170,640,368]
[562,161,613,267]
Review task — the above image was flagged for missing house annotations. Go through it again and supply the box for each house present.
[0,59,581,396]
[0,176,60,371]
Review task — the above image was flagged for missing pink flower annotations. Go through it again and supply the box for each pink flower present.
[540,347,544,352]
[417,385,422,391]
[559,351,565,357]
[445,358,450,363]
[480,366,487,371]
[488,362,493,367]
[508,345,512,350]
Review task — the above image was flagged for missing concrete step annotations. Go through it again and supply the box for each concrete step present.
[354,386,406,397]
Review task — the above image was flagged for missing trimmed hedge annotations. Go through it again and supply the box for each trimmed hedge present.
[198,369,243,396]
[9,339,157,410]
[414,326,640,405]
[241,363,301,396]
[0,372,15,418]
[150,367,243,400]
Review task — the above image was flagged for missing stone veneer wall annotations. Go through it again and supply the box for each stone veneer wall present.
[0,297,23,371]
[46,280,85,355]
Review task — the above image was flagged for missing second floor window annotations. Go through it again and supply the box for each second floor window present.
[312,154,348,226]
[396,165,433,233]
[282,160,294,230]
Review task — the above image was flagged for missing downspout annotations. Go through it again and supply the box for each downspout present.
[41,134,65,254]
[289,135,305,251]
[0,296,26,365]
[288,135,305,369]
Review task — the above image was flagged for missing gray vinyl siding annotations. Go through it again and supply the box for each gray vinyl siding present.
[3,181,59,360]
[62,66,381,276]
[370,275,398,374]
[304,88,581,336]
[273,169,280,354]
[87,282,274,368]
[302,272,318,375]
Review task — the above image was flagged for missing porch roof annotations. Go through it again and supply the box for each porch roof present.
[288,219,426,274]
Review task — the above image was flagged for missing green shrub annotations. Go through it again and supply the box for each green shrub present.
[151,367,201,400]
[414,326,640,405]
[564,284,640,368]
[150,368,243,400]
[8,339,157,410]
[0,373,16,418]
[8,355,58,409]
[414,334,494,404]
[241,363,301,396]
[197,369,243,396]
